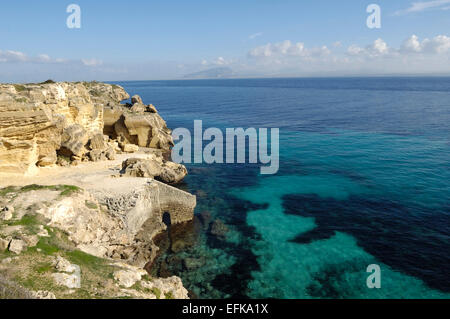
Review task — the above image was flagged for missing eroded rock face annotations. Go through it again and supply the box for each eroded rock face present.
[104,107,173,152]
[0,82,129,174]
[0,81,177,175]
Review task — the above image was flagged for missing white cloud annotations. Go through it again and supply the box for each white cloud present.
[0,50,70,64]
[401,34,450,53]
[243,35,450,76]
[348,38,391,57]
[200,56,233,66]
[81,58,103,67]
[395,0,450,15]
[249,32,263,40]
[0,50,28,63]
[248,40,330,59]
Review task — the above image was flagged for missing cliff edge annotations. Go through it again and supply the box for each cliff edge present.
[0,81,195,299]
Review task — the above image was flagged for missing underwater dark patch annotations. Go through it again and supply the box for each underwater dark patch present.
[307,258,375,299]
[283,194,450,292]
[150,162,267,298]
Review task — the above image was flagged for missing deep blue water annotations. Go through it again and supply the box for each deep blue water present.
[114,77,450,299]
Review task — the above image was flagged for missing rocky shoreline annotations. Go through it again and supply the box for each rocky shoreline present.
[0,81,196,299]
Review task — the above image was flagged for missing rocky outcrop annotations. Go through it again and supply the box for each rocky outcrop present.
[0,83,174,175]
[0,82,129,174]
[0,183,194,299]
[104,94,172,152]
[0,82,195,299]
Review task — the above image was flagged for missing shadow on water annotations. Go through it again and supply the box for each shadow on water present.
[282,193,450,292]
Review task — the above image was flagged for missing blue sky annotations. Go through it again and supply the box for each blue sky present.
[1,0,450,81]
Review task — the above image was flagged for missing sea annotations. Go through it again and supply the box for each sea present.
[114,77,450,299]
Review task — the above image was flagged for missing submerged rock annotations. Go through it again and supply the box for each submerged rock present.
[209,219,229,239]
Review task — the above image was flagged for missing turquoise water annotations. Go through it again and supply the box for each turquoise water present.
[116,78,450,298]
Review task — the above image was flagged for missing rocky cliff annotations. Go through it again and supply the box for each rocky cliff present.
[0,81,195,299]
[0,81,174,175]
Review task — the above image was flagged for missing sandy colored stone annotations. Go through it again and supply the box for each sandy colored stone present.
[8,239,26,254]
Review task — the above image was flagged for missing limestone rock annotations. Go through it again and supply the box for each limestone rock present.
[54,256,77,273]
[121,157,162,178]
[8,239,26,254]
[37,153,57,167]
[131,95,143,105]
[37,225,50,237]
[22,235,39,247]
[124,113,174,151]
[121,157,187,184]
[130,103,146,114]
[88,132,107,150]
[114,269,145,288]
[31,290,56,299]
[0,238,10,251]
[0,82,128,174]
[52,269,81,289]
[59,124,88,158]
[159,161,188,184]
[1,206,14,221]
[146,104,157,113]
[141,276,189,299]
[123,144,139,153]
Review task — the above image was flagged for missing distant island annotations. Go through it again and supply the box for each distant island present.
[184,67,234,79]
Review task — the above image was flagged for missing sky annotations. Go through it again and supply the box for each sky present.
[1,0,450,82]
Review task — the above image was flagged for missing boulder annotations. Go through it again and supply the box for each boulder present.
[31,290,56,299]
[121,157,187,184]
[88,133,107,150]
[0,238,10,251]
[141,276,189,299]
[52,270,81,289]
[121,157,161,178]
[54,256,77,273]
[88,149,107,162]
[22,235,39,247]
[146,104,157,113]
[1,206,14,221]
[123,113,174,151]
[37,153,57,167]
[210,219,229,239]
[59,124,88,158]
[8,239,26,254]
[113,269,144,288]
[130,103,146,114]
[52,256,81,289]
[158,161,188,184]
[123,144,139,153]
[131,95,143,105]
[1,210,13,221]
